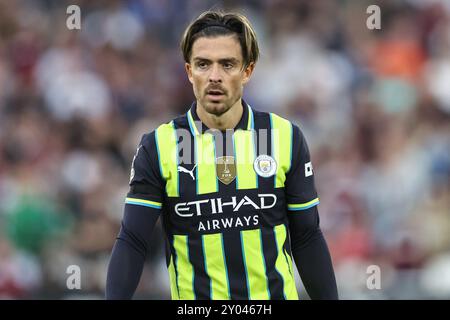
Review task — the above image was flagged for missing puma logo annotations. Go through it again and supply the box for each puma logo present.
[178,164,197,181]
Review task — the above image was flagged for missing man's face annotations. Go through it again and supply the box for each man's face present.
[185,35,254,116]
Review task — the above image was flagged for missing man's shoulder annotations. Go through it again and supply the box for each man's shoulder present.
[153,112,189,132]
[251,108,298,130]
[144,112,189,137]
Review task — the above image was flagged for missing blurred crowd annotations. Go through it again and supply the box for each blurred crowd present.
[0,0,449,299]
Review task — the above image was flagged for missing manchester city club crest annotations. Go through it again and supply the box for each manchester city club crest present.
[216,156,236,185]
[253,155,277,177]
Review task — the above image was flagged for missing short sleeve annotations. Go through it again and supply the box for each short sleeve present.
[284,125,320,212]
[125,132,165,210]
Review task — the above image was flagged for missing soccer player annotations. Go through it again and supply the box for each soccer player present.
[106,11,338,300]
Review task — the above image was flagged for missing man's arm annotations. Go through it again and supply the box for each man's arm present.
[288,206,338,299]
[106,132,165,299]
[106,204,159,299]
[284,124,338,299]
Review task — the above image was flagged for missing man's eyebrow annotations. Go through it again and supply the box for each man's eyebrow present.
[219,58,240,64]
[193,57,240,63]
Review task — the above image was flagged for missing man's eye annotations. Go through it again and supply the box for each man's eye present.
[223,63,234,69]
[197,62,208,68]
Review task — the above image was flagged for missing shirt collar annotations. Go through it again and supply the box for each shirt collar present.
[187,99,254,136]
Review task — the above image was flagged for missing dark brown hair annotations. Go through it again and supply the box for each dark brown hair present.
[180,11,259,69]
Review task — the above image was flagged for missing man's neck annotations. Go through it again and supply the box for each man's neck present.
[196,99,243,131]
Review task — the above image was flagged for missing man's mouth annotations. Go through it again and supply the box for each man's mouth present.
[206,90,225,100]
[207,90,224,95]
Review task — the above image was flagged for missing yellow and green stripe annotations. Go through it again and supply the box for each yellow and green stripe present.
[233,105,257,190]
[187,110,218,195]
[273,224,299,300]
[155,121,179,197]
[240,229,270,299]
[270,113,293,188]
[172,235,195,299]
[196,133,218,194]
[125,197,162,209]
[287,197,320,211]
[168,255,180,299]
[233,130,258,190]
[202,233,230,299]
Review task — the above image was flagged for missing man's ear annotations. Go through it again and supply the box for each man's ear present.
[242,62,255,85]
[185,63,193,84]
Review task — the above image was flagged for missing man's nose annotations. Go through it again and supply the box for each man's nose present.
[208,64,222,83]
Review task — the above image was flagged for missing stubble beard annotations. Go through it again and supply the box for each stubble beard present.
[201,97,232,117]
